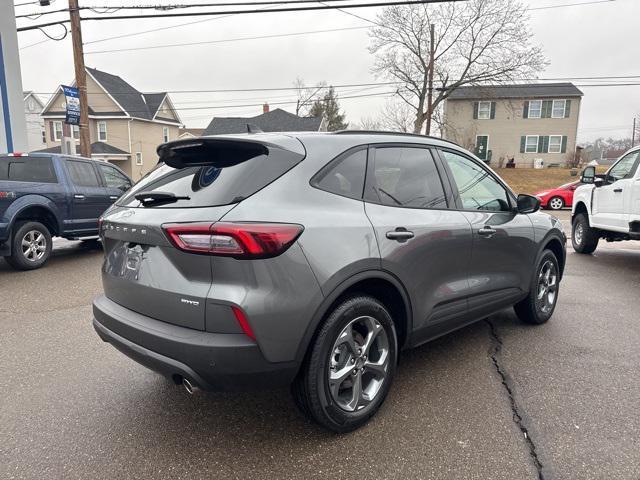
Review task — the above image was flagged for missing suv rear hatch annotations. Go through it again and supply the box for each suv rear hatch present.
[100,135,305,330]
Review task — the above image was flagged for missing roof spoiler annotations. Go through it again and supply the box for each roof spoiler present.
[157,138,269,169]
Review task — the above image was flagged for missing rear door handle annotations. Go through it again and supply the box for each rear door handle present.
[386,228,414,241]
[613,188,623,193]
[109,196,119,200]
[74,194,85,200]
[478,226,497,237]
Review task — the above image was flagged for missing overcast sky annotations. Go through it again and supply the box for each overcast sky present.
[14,0,640,142]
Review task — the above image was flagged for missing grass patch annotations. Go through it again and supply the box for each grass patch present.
[494,167,607,194]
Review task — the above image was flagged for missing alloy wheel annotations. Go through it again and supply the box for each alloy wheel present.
[574,222,584,246]
[328,316,390,412]
[21,230,47,262]
[549,197,563,210]
[536,260,558,314]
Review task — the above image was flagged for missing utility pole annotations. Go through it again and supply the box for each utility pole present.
[425,23,435,136]
[632,117,637,147]
[68,0,90,158]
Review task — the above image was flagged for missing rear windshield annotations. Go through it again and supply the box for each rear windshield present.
[118,147,303,208]
[0,156,58,183]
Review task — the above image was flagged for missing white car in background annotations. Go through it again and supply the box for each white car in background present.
[571,146,640,253]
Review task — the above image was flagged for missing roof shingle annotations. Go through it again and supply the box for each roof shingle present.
[86,68,178,122]
[203,108,323,135]
[446,82,584,100]
[33,142,130,155]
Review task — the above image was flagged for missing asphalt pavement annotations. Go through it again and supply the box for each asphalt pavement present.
[1,211,639,480]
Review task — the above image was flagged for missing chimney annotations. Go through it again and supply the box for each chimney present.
[262,102,269,114]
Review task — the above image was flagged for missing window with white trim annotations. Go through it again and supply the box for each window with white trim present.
[525,135,538,153]
[41,130,46,144]
[72,125,80,140]
[477,101,492,120]
[53,121,63,141]
[528,100,542,118]
[97,122,107,142]
[552,100,566,118]
[548,135,562,153]
[135,152,143,166]
[162,126,169,143]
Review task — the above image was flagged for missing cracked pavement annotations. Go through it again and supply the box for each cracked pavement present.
[1,211,639,479]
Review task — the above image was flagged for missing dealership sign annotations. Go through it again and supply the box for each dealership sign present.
[62,85,80,125]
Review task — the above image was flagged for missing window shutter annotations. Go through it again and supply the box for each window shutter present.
[523,101,529,119]
[520,136,526,153]
[561,136,568,153]
[537,136,544,153]
[564,100,571,118]
[542,136,550,153]
[473,102,479,120]
[49,122,54,141]
[490,102,496,119]
[542,100,552,118]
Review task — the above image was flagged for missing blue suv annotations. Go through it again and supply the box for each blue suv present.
[0,153,132,270]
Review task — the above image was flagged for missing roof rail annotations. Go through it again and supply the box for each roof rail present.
[332,130,462,148]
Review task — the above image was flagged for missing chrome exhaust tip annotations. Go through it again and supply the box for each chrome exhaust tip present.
[183,377,198,395]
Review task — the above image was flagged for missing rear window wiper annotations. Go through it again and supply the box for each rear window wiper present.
[134,191,190,206]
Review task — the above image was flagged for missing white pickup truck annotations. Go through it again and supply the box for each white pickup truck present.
[572,146,640,253]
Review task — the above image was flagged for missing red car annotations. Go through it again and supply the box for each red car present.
[534,181,582,210]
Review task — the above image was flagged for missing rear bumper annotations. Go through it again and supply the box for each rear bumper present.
[93,295,299,391]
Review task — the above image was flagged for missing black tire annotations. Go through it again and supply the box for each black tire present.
[572,213,599,254]
[292,295,398,433]
[514,249,560,325]
[5,221,53,271]
[548,196,564,210]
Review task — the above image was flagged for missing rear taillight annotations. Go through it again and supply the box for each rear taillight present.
[163,222,303,258]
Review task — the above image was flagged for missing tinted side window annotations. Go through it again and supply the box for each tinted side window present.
[366,147,447,209]
[441,150,511,212]
[608,151,639,181]
[98,164,130,189]
[313,148,366,199]
[0,156,57,183]
[66,160,100,187]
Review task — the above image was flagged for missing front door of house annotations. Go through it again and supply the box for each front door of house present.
[475,136,489,161]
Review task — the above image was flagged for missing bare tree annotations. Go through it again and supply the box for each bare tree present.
[357,116,384,130]
[294,77,327,116]
[369,0,547,134]
[357,100,414,132]
[379,100,414,133]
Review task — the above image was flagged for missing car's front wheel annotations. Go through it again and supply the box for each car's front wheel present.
[5,221,53,270]
[548,196,564,210]
[514,249,560,325]
[572,213,599,254]
[292,295,397,432]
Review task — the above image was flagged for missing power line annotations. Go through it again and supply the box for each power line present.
[28,76,640,96]
[16,0,381,19]
[84,25,370,54]
[20,2,280,49]
[528,0,614,10]
[16,0,468,31]
[42,90,398,115]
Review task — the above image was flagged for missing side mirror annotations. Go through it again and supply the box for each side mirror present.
[119,183,132,192]
[516,194,541,214]
[581,166,596,184]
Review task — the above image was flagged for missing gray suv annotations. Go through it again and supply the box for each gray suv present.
[93,132,565,432]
